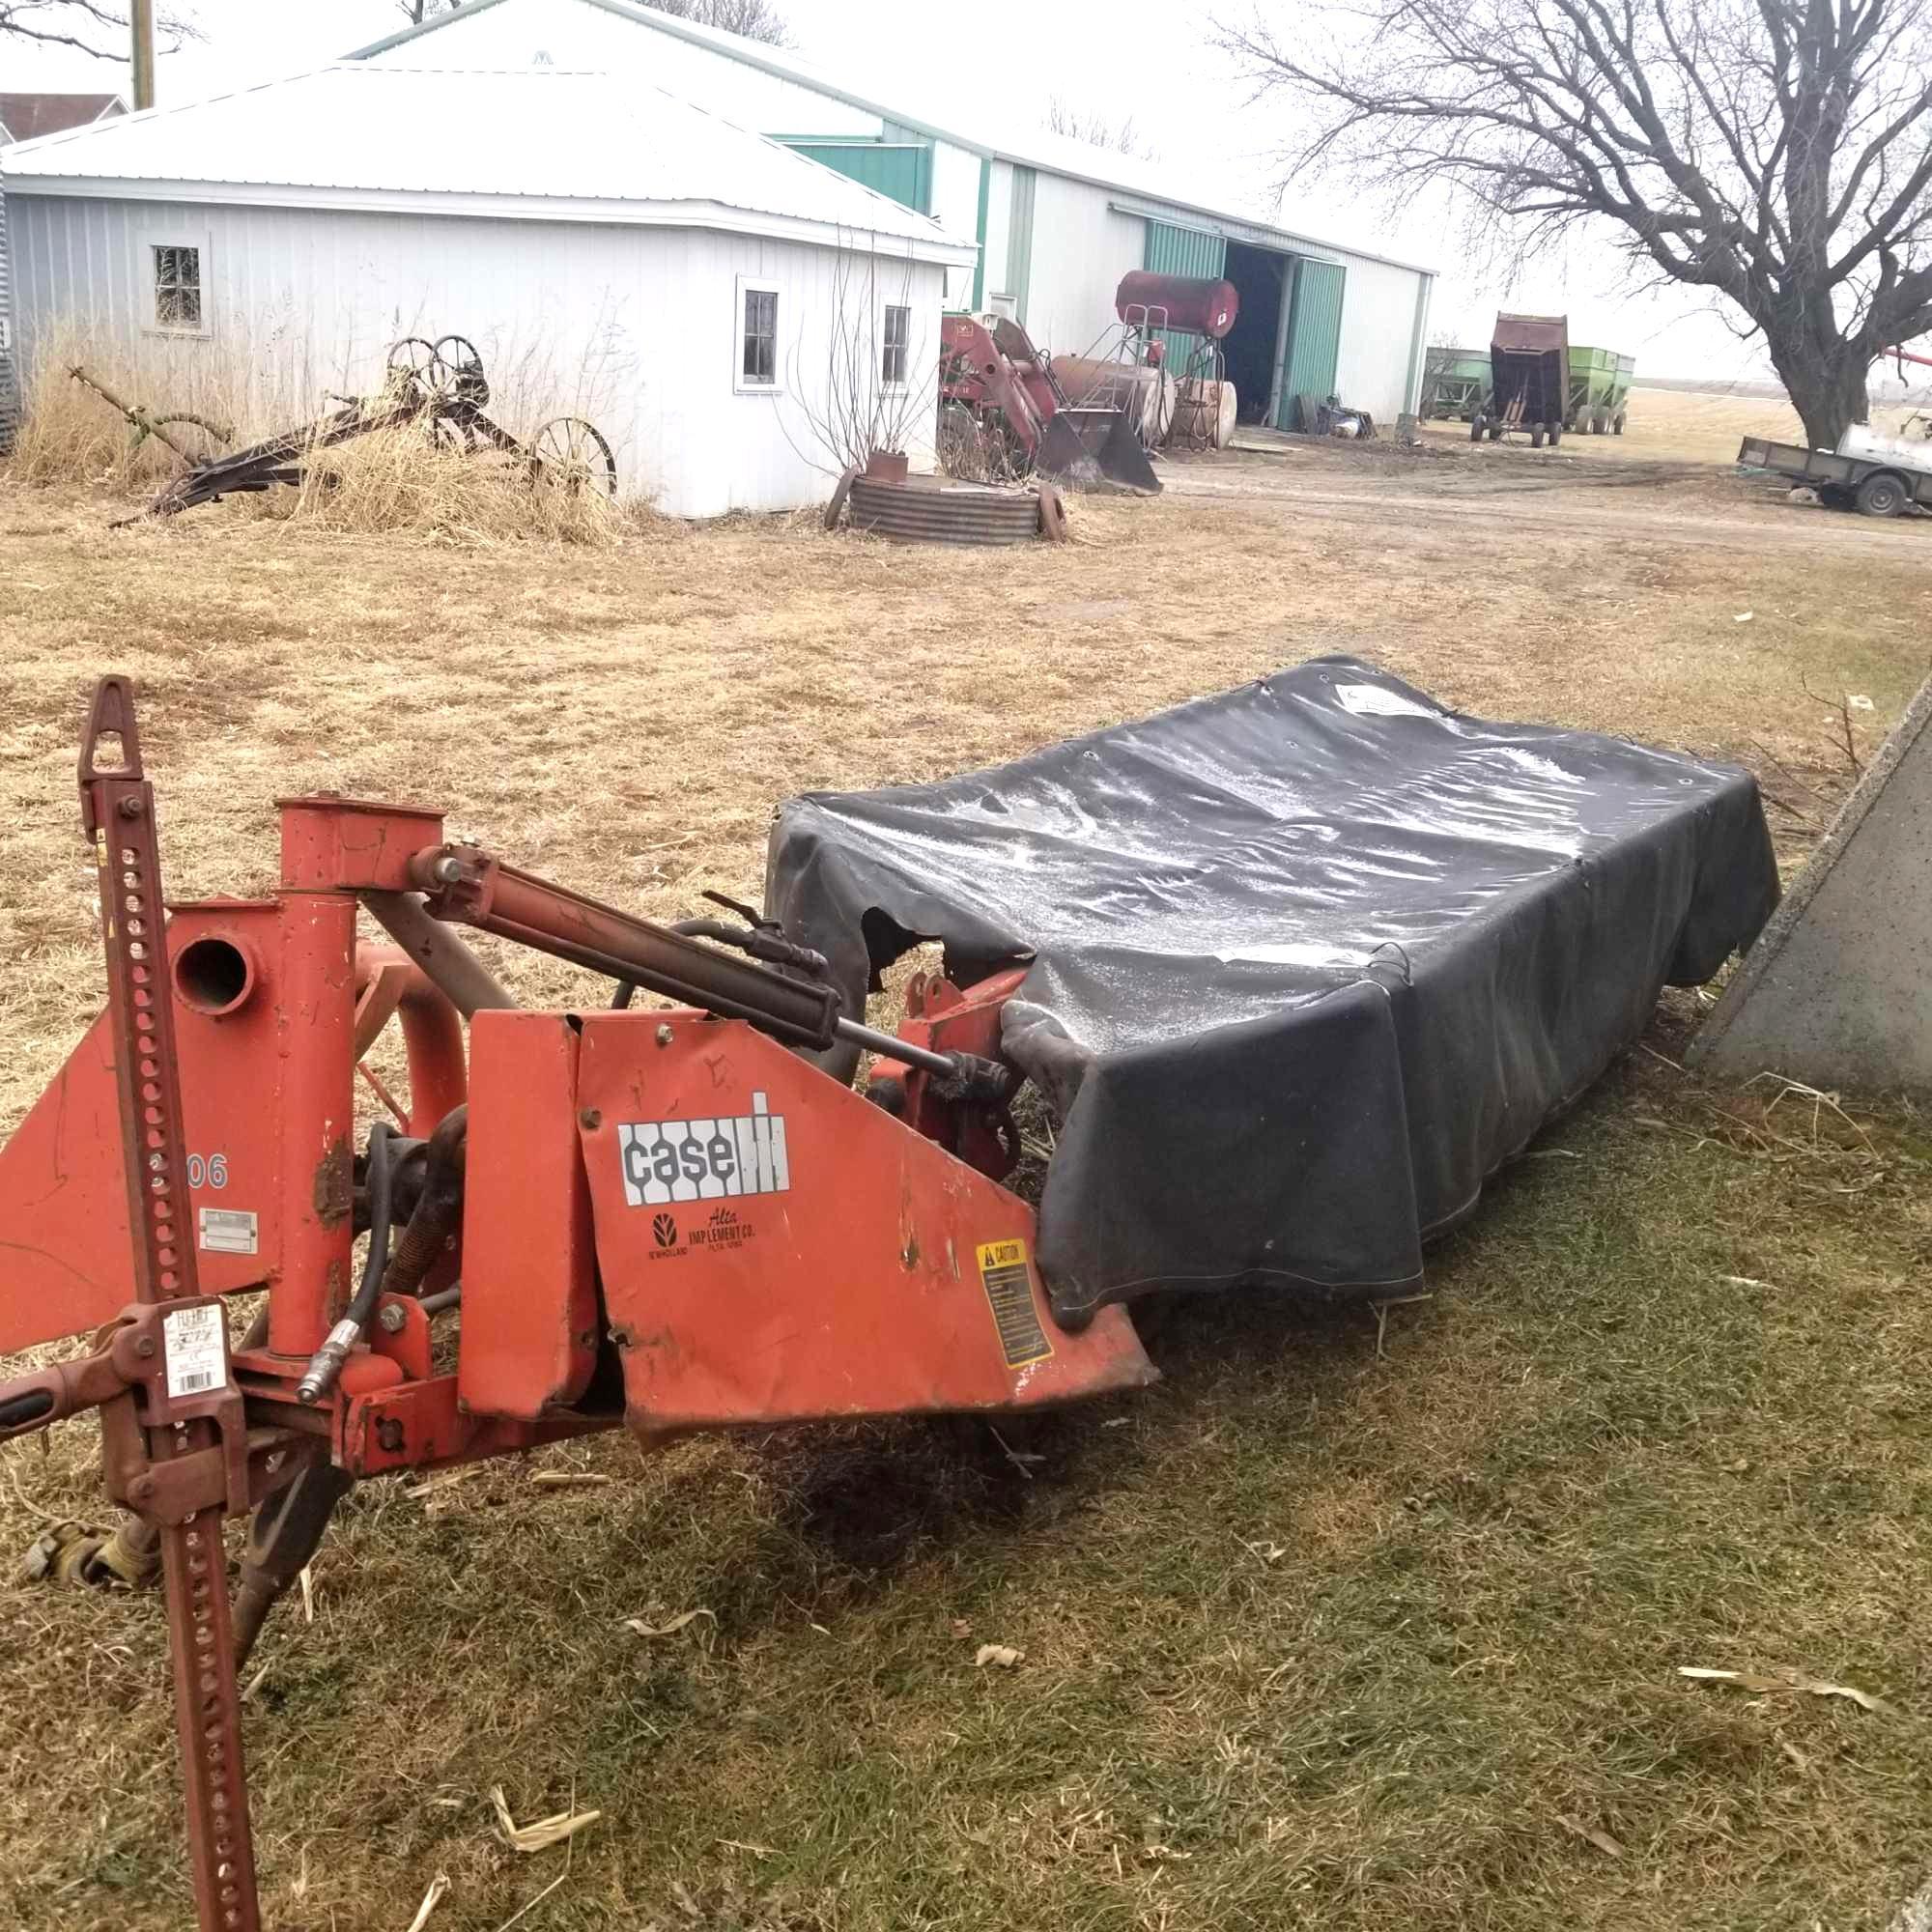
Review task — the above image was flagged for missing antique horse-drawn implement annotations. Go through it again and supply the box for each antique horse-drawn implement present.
[0,664,1779,1927]
[124,333,617,521]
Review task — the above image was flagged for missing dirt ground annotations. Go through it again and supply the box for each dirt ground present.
[1,388,1929,1931]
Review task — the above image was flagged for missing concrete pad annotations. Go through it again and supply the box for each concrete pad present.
[1690,671,1932,1093]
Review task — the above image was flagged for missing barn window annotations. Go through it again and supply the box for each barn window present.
[153,244,202,330]
[881,304,911,386]
[741,287,778,385]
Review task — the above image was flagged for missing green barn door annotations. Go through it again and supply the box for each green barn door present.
[1276,257,1347,428]
[1142,219,1226,370]
[780,139,933,214]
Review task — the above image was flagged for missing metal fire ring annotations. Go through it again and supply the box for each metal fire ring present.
[847,476,1042,547]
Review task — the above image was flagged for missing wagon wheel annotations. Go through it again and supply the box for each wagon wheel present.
[528,416,617,498]
[386,336,440,383]
[428,334,491,412]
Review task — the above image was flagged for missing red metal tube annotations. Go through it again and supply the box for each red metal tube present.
[354,943,468,1135]
[270,890,357,1359]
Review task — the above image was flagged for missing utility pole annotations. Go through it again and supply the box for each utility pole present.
[131,0,156,110]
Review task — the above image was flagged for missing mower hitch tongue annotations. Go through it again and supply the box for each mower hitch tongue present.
[0,678,1154,1931]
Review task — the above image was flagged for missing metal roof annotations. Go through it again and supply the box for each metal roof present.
[0,65,978,264]
[350,0,1438,278]
[0,92,127,144]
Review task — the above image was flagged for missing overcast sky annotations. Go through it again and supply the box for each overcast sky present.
[3,0,1773,379]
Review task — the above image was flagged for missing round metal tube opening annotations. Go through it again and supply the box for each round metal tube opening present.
[174,935,256,1016]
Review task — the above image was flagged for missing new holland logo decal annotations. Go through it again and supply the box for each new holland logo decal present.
[617,1092,790,1207]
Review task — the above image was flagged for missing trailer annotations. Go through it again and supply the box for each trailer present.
[1470,313,1570,447]
[1420,346,1492,421]
[1739,429,1932,517]
[1564,346,1634,435]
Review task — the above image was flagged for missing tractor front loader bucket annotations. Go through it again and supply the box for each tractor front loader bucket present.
[1038,407,1162,495]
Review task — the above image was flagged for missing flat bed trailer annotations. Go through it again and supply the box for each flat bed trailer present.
[1739,433,1932,517]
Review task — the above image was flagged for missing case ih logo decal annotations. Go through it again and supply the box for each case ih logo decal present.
[617,1093,791,1207]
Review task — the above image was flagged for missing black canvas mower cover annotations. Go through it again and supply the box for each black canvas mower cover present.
[769,658,1780,1320]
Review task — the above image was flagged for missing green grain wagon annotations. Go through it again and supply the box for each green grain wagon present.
[1564,346,1634,435]
[1421,346,1493,421]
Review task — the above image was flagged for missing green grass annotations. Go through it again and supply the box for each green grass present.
[4,1012,1927,1932]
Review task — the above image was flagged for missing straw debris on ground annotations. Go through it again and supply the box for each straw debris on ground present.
[2,388,1930,1930]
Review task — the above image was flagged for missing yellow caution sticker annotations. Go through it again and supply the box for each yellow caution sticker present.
[977,1237,1053,1369]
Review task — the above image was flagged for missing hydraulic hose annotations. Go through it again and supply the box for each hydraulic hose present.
[296,1109,468,1404]
[297,1120,397,1405]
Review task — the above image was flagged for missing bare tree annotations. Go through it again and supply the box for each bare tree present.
[0,0,197,56]
[394,0,464,22]
[779,237,937,475]
[639,0,790,45]
[1045,95,1157,159]
[1218,0,1932,447]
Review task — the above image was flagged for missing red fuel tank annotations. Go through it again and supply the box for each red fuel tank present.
[1116,271,1240,338]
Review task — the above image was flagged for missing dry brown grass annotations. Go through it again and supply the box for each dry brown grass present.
[5,324,644,543]
[2,388,1930,1929]
[5,322,253,487]
[269,427,635,547]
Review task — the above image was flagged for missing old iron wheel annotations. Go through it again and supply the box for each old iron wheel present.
[1855,470,1908,517]
[1548,422,1562,447]
[1529,424,1546,448]
[386,336,440,383]
[529,416,618,499]
[428,334,490,412]
[1469,414,1486,442]
[1613,412,1627,435]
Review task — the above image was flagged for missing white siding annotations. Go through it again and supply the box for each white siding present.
[926,139,984,307]
[364,0,881,137]
[7,190,942,517]
[980,157,1013,312]
[1334,254,1431,422]
[1014,170,1144,356]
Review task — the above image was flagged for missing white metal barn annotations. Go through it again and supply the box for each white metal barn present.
[0,66,975,515]
[1,93,127,451]
[353,0,1438,428]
